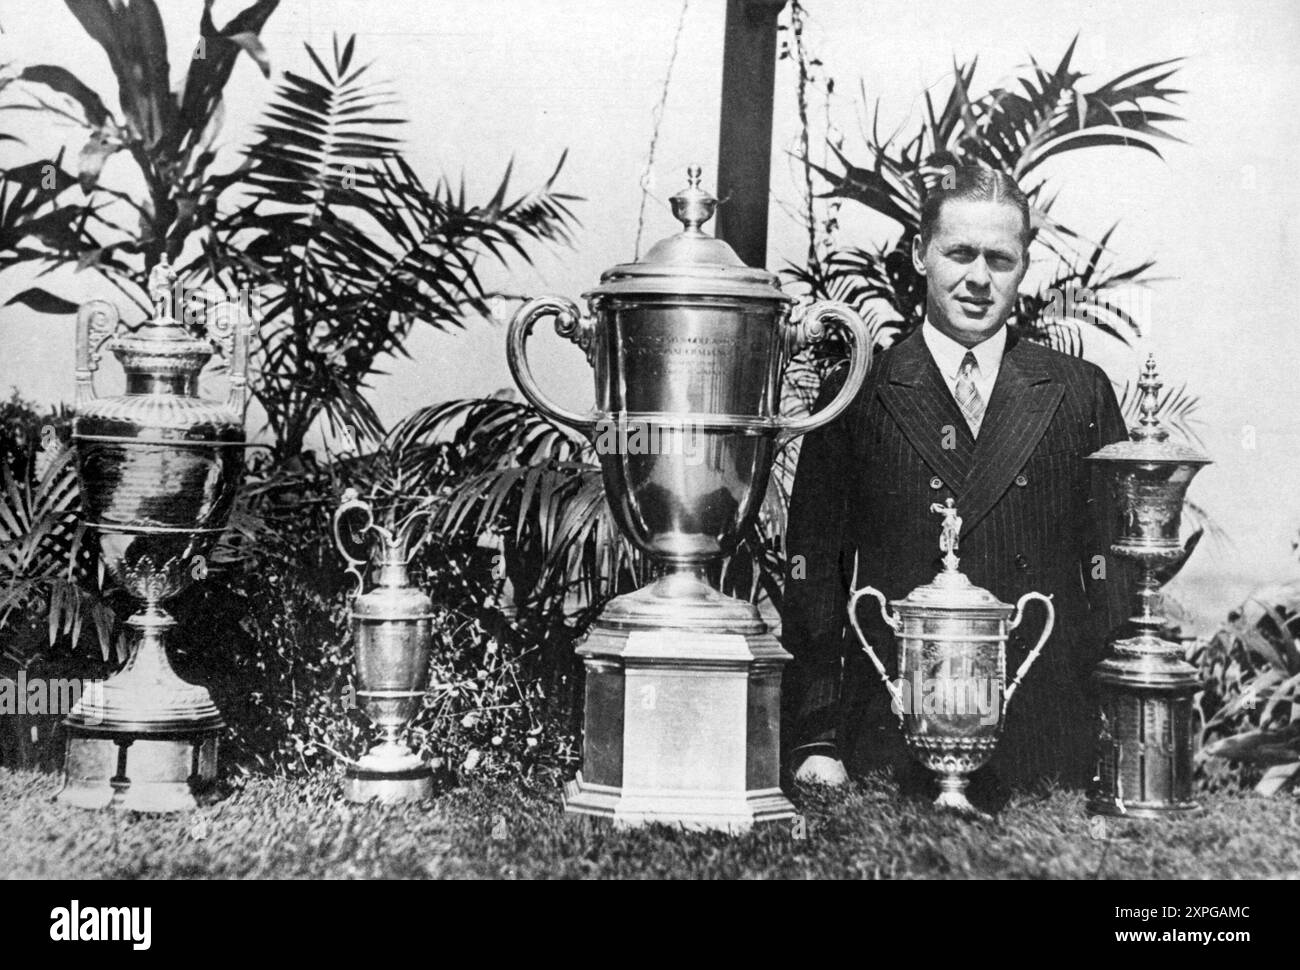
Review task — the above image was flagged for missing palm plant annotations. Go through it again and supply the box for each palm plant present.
[0,0,280,313]
[0,432,114,666]
[785,38,1184,359]
[200,36,579,459]
[1194,582,1300,796]
[0,153,104,303]
[385,397,645,626]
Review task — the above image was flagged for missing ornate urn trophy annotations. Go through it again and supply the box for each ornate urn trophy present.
[507,167,872,829]
[1087,355,1211,818]
[849,500,1055,816]
[59,260,255,812]
[332,489,437,803]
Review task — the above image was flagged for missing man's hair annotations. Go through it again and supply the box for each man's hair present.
[918,165,1032,250]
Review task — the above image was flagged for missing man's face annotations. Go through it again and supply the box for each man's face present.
[911,199,1028,347]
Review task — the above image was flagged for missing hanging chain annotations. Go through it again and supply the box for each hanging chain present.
[634,0,691,259]
[790,0,820,278]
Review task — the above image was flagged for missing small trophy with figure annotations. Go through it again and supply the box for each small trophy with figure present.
[849,500,1055,816]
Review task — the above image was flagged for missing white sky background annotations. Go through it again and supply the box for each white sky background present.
[1,0,1298,629]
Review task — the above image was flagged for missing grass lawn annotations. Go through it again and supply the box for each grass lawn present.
[2,767,1297,879]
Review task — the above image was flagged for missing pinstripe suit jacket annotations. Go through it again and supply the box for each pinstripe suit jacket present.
[781,325,1130,790]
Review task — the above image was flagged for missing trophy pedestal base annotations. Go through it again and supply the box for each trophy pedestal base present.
[58,729,219,813]
[564,773,794,831]
[1086,796,1201,820]
[345,770,434,804]
[566,580,796,832]
[345,748,435,804]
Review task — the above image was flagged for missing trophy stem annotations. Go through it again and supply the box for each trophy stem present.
[65,602,223,734]
[121,605,181,682]
[1131,568,1166,634]
[933,774,989,820]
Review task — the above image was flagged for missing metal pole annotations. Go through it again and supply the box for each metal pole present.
[715,0,788,268]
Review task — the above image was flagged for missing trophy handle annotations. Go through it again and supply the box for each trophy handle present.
[776,301,873,448]
[333,489,387,597]
[1003,592,1055,712]
[506,296,598,437]
[848,585,906,723]
[207,299,258,419]
[74,300,121,406]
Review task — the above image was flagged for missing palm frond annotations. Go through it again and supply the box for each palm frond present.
[205,34,578,459]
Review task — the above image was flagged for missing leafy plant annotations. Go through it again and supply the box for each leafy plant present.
[0,394,114,667]
[0,0,280,312]
[200,35,579,458]
[786,37,1184,359]
[1193,583,1300,796]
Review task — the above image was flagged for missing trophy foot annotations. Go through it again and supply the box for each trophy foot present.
[345,765,434,804]
[564,772,794,833]
[66,609,225,735]
[345,742,435,804]
[58,730,219,813]
[1086,795,1201,820]
[933,776,990,820]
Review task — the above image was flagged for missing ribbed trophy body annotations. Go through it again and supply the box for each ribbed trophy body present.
[1087,355,1210,819]
[850,500,1055,817]
[333,491,436,803]
[507,168,872,830]
[59,260,255,813]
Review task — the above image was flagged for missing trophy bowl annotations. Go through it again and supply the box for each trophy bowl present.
[849,500,1055,817]
[507,167,873,829]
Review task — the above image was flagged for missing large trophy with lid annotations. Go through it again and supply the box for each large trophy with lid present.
[1087,355,1211,818]
[507,167,872,829]
[58,260,255,812]
[849,500,1055,816]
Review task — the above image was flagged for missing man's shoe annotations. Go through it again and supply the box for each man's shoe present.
[794,753,849,787]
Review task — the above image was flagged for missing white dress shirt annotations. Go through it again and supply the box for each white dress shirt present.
[922,319,1006,406]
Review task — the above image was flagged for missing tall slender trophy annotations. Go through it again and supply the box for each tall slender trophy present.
[507,167,872,829]
[1088,355,1211,818]
[59,259,255,812]
[332,489,437,803]
[849,500,1055,816]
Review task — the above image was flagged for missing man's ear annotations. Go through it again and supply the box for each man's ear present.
[911,232,927,276]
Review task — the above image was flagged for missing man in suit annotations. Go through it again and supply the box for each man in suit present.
[781,165,1131,794]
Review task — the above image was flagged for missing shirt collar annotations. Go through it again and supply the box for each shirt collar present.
[921,318,1007,379]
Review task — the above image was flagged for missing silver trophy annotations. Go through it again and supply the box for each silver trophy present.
[333,489,437,803]
[850,500,1055,817]
[507,167,872,829]
[59,260,255,812]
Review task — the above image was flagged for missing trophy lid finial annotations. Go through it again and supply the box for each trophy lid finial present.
[1132,352,1169,443]
[930,497,962,573]
[670,164,717,233]
[147,256,179,323]
[893,497,1009,607]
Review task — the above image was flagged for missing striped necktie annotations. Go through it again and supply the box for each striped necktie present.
[955,351,985,437]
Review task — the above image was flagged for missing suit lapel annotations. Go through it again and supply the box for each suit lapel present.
[876,329,975,494]
[956,332,1063,538]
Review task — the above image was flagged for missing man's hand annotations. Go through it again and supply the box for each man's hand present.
[794,753,849,787]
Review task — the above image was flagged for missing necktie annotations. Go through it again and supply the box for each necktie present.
[955,351,985,437]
